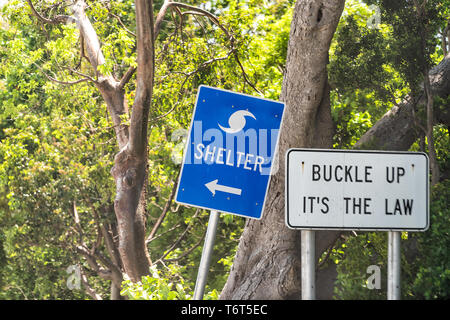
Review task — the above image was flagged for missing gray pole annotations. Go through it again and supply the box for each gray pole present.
[193,210,219,300]
[301,230,315,300]
[387,231,401,300]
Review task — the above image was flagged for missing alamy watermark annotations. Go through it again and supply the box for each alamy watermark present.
[66,264,81,290]
[366,5,381,29]
[366,265,381,290]
[170,109,281,176]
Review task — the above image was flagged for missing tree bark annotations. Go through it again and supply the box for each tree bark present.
[424,68,440,186]
[29,0,154,286]
[220,0,345,300]
[355,51,450,152]
[73,0,153,283]
[221,3,450,301]
[109,0,154,282]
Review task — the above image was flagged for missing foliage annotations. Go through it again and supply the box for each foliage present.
[365,0,448,93]
[0,0,448,300]
[121,0,293,300]
[0,0,291,299]
[332,232,388,299]
[121,265,191,300]
[329,0,406,149]
[330,0,449,149]
[0,0,114,298]
[333,180,450,300]
[410,180,450,299]
[328,0,449,300]
[120,264,220,300]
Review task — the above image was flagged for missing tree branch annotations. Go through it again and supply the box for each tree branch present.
[154,0,172,40]
[108,10,136,37]
[33,62,93,86]
[156,209,200,262]
[72,1,105,72]
[26,0,74,25]
[443,27,448,57]
[79,267,103,300]
[146,172,180,242]
[163,232,205,262]
[233,52,263,95]
[355,52,450,151]
[28,1,110,88]
[87,199,124,288]
[75,245,113,281]
[416,0,441,186]
[72,199,123,288]
[154,1,261,95]
[65,66,97,83]
[155,1,230,40]
[128,0,155,155]
[118,66,137,90]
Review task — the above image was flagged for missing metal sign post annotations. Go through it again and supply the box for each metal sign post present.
[193,210,220,300]
[301,230,316,300]
[388,231,401,300]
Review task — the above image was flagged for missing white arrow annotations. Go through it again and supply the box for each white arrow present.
[205,179,242,196]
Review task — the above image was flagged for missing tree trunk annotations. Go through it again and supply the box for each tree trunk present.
[109,0,154,283]
[111,283,123,300]
[424,68,440,186]
[220,0,345,300]
[73,0,153,283]
[221,3,450,301]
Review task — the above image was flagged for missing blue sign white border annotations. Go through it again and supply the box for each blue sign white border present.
[285,148,430,231]
[175,85,286,220]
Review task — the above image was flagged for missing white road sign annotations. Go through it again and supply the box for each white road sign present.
[285,149,429,231]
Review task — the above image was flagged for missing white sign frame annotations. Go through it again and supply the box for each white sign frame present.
[285,149,429,231]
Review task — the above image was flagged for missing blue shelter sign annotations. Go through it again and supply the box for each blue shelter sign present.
[175,86,285,219]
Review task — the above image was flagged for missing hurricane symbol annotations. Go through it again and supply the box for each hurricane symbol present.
[218,110,256,134]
